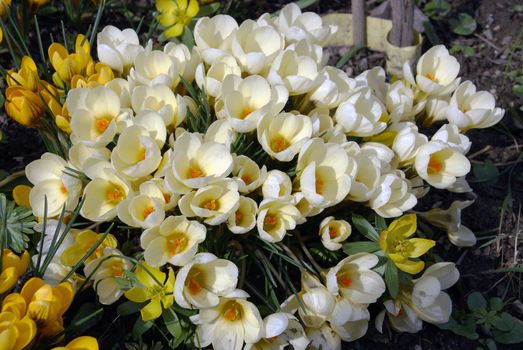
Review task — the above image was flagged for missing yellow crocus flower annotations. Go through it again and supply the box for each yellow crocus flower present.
[48,34,93,85]
[21,278,74,338]
[124,261,175,321]
[379,214,435,274]
[51,336,99,350]
[47,97,71,134]
[4,86,47,128]
[156,0,199,38]
[0,312,37,350]
[0,0,11,18]
[71,62,115,89]
[0,250,30,294]
[6,57,40,92]
[12,185,32,208]
[60,230,118,267]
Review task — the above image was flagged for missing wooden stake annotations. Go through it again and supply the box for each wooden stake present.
[352,0,366,46]
[390,0,414,47]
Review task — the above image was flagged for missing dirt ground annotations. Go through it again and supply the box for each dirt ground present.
[0,0,522,349]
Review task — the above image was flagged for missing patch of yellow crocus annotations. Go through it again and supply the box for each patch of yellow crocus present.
[379,214,436,274]
[51,336,99,350]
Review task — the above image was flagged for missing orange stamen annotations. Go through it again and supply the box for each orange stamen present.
[188,166,203,179]
[106,187,124,204]
[95,117,110,133]
[240,106,254,119]
[329,227,338,239]
[235,211,243,224]
[203,199,217,211]
[163,193,171,203]
[187,276,202,295]
[424,73,437,82]
[337,273,352,288]
[271,137,287,152]
[138,148,146,161]
[315,178,324,194]
[264,215,277,227]
[224,301,241,321]
[427,156,443,174]
[241,174,252,185]
[143,207,154,219]
[60,183,68,194]
[167,236,186,256]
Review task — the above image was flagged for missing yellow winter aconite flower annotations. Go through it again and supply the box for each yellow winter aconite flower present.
[51,336,99,350]
[379,214,435,274]
[156,0,199,38]
[0,250,30,293]
[21,277,74,337]
[60,230,118,267]
[124,261,175,321]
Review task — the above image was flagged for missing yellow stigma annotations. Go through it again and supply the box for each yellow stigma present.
[143,206,154,219]
[271,137,288,152]
[337,272,353,288]
[188,166,204,179]
[203,199,218,211]
[167,234,187,256]
[95,117,111,133]
[223,301,242,322]
[240,106,254,119]
[427,155,443,174]
[106,186,124,204]
[264,214,278,227]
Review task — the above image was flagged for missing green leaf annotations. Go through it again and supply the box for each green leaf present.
[384,261,399,299]
[197,3,220,17]
[494,315,523,344]
[467,292,487,311]
[37,5,59,16]
[462,45,476,57]
[181,26,195,50]
[423,20,443,45]
[117,301,142,316]
[132,317,153,339]
[343,241,380,255]
[335,44,365,69]
[513,84,523,97]
[163,308,183,339]
[0,194,36,253]
[485,338,497,350]
[449,13,477,35]
[490,297,504,312]
[473,159,499,185]
[423,0,452,19]
[374,216,387,231]
[69,303,104,333]
[0,90,4,109]
[351,214,379,242]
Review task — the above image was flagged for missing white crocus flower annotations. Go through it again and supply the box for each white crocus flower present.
[306,325,341,350]
[232,155,267,194]
[26,153,82,218]
[80,167,131,222]
[326,253,385,305]
[360,142,395,173]
[67,86,124,147]
[447,80,504,131]
[297,138,351,208]
[346,151,381,202]
[194,15,238,64]
[97,25,143,75]
[375,299,422,334]
[294,272,336,329]
[245,313,310,350]
[414,140,471,189]
[261,170,293,200]
[195,55,241,98]
[266,3,337,45]
[319,216,352,251]
[257,199,302,242]
[267,49,322,95]
[174,253,238,309]
[227,196,257,234]
[330,298,370,342]
[204,119,237,149]
[257,112,313,162]
[369,170,417,218]
[140,216,206,267]
[191,290,263,350]
[179,179,240,225]
[403,45,461,96]
[220,75,278,132]
[309,106,334,137]
[83,247,133,305]
[309,66,356,109]
[133,110,168,149]
[129,49,182,88]
[410,263,459,324]
[111,125,162,179]
[423,97,449,126]
[163,42,201,83]
[334,88,387,137]
[391,122,428,163]
[105,78,132,108]
[68,143,111,180]
[386,80,425,123]
[431,123,471,154]
[231,20,284,75]
[139,178,179,211]
[418,200,476,246]
[117,194,165,229]
[166,132,233,194]
[355,67,388,101]
[292,192,323,224]
[131,84,186,130]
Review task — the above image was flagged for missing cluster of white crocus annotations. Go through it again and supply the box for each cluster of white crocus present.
[23,2,504,349]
